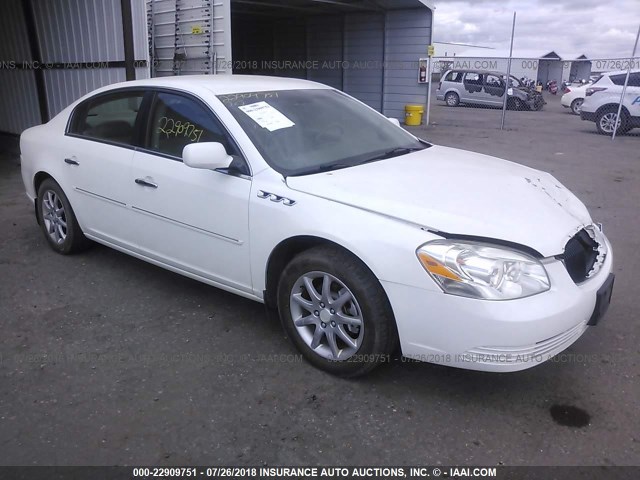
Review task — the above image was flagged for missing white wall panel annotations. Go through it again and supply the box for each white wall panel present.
[33,0,125,63]
[43,68,127,117]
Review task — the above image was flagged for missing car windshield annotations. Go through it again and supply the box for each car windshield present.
[503,76,522,87]
[218,89,429,176]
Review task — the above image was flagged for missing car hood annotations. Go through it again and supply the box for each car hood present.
[286,145,592,257]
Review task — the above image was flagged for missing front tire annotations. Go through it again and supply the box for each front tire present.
[512,98,525,111]
[277,246,397,377]
[596,107,629,135]
[36,178,89,254]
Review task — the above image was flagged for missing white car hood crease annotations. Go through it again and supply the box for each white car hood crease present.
[286,145,592,257]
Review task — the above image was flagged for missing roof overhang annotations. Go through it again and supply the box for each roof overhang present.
[231,0,434,16]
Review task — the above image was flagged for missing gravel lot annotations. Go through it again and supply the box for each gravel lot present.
[0,92,639,469]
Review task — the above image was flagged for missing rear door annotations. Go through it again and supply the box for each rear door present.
[64,89,147,248]
[128,90,253,292]
[621,72,640,121]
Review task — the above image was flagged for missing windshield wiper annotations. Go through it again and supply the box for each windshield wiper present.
[358,146,425,165]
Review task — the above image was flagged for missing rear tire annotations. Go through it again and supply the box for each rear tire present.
[277,245,397,377]
[445,92,460,107]
[36,178,90,254]
[570,98,584,115]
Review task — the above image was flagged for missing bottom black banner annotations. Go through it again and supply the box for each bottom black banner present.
[0,466,636,480]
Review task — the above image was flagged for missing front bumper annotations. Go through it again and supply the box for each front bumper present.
[383,237,613,372]
[581,110,598,122]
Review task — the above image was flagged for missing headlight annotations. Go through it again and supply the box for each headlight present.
[416,240,550,300]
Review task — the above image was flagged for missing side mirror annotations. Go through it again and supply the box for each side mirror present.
[183,142,233,170]
[387,117,401,127]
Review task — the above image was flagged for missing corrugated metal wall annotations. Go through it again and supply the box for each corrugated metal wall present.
[307,9,432,118]
[306,9,432,117]
[0,0,150,135]
[273,17,307,79]
[383,8,431,120]
[0,69,42,135]
[306,15,343,90]
[343,13,384,111]
[0,0,41,134]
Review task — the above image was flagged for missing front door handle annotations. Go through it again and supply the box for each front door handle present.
[135,178,158,188]
[64,158,79,165]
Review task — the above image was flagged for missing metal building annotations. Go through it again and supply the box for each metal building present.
[0,0,150,136]
[147,0,435,120]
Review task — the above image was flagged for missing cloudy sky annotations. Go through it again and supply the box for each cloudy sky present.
[433,0,640,59]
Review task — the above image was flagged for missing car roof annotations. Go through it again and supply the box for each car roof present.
[445,69,511,76]
[100,75,332,95]
[601,69,640,76]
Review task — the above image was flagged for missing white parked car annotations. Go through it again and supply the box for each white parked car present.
[581,69,640,134]
[561,82,592,115]
[20,76,614,377]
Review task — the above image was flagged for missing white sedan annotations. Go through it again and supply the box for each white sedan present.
[20,75,614,376]
[561,83,591,115]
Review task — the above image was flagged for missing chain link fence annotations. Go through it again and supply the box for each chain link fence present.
[425,27,640,141]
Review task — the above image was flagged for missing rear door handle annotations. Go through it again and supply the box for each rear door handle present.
[64,158,79,165]
[135,178,158,188]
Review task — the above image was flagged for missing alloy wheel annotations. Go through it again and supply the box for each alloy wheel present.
[289,271,364,361]
[42,190,67,245]
[599,112,621,134]
[572,98,583,115]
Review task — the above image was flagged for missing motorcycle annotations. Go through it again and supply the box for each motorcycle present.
[547,80,558,95]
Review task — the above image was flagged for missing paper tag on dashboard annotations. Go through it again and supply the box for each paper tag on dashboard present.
[238,101,295,132]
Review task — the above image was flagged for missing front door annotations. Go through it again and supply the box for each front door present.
[129,90,253,293]
[483,73,507,106]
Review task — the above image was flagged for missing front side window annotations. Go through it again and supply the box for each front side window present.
[70,92,144,145]
[218,89,428,176]
[485,74,503,87]
[148,92,238,159]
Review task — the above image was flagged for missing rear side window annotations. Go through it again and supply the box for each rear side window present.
[444,71,463,82]
[69,92,144,145]
[147,92,238,159]
[610,74,627,86]
[627,72,640,87]
[609,73,640,87]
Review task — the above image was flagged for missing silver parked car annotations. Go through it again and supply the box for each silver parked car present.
[436,69,545,111]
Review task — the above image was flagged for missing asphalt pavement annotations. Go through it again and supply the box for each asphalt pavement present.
[0,92,639,469]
